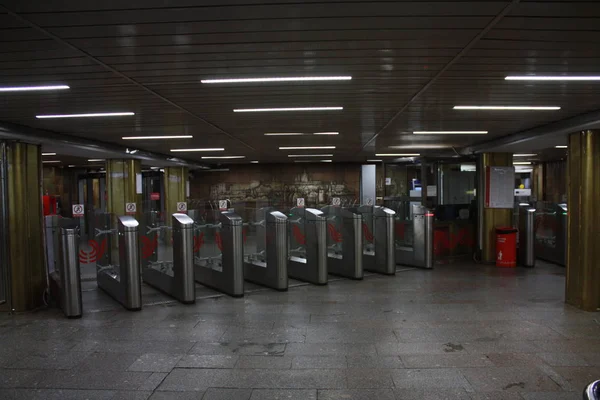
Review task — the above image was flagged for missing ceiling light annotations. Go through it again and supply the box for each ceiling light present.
[42,152,56,156]
[0,85,69,92]
[201,156,245,159]
[42,160,60,164]
[506,76,600,81]
[288,154,334,158]
[367,159,383,162]
[36,112,134,119]
[87,159,104,162]
[68,165,75,167]
[234,107,343,113]
[413,131,488,135]
[250,161,259,164]
[313,132,339,135]
[320,160,333,163]
[122,135,193,140]
[513,161,532,165]
[375,153,420,157]
[454,106,560,111]
[170,148,225,152]
[202,76,351,84]
[555,145,568,149]
[264,133,304,136]
[513,154,537,157]
[294,160,316,163]
[279,146,335,150]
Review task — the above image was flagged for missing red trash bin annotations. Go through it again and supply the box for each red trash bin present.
[496,227,517,268]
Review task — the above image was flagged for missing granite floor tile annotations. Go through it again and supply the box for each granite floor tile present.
[460,367,561,392]
[0,388,116,400]
[582,353,600,366]
[189,342,286,356]
[468,392,523,400]
[139,372,169,391]
[400,354,493,368]
[236,356,292,369]
[156,369,232,391]
[201,388,252,400]
[345,368,393,388]
[346,355,403,369]
[249,389,317,400]
[177,355,239,369]
[76,351,141,371]
[391,368,473,390]
[111,391,152,400]
[318,389,396,400]
[8,351,91,370]
[377,342,467,355]
[32,370,154,390]
[393,388,472,400]
[520,393,582,400]
[536,352,589,367]
[71,339,195,355]
[0,370,44,388]
[552,366,600,393]
[291,356,346,369]
[285,343,377,356]
[128,353,183,372]
[148,391,204,400]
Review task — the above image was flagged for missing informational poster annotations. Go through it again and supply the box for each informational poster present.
[485,166,515,208]
[385,177,391,186]
[135,173,142,194]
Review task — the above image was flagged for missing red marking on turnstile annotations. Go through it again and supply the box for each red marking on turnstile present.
[362,223,374,243]
[395,222,405,239]
[292,224,306,245]
[141,235,158,259]
[193,232,205,253]
[433,227,475,256]
[328,223,342,243]
[215,231,223,251]
[78,238,107,264]
[242,227,248,244]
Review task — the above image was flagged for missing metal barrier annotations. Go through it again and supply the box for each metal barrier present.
[288,207,328,285]
[49,224,83,318]
[96,215,142,311]
[395,204,434,269]
[193,210,244,297]
[353,205,396,274]
[518,206,536,267]
[535,202,567,266]
[321,205,363,279]
[244,207,289,291]
[142,213,195,303]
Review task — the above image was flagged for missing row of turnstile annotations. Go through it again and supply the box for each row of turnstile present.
[49,204,435,318]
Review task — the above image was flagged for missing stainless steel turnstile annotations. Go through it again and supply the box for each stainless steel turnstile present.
[321,205,363,279]
[142,213,195,303]
[193,210,244,297]
[244,207,289,291]
[96,215,143,311]
[535,202,567,266]
[395,204,434,269]
[287,207,328,285]
[353,205,396,275]
[49,224,83,318]
[518,206,536,268]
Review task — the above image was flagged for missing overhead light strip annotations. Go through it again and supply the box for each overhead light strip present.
[513,154,537,157]
[87,159,105,162]
[413,131,488,135]
[264,133,304,136]
[506,76,600,81]
[454,106,560,110]
[202,76,352,84]
[313,132,339,135]
[367,159,383,162]
[36,112,134,119]
[287,154,334,158]
[170,148,224,152]
[375,153,420,157]
[0,85,69,92]
[42,152,56,156]
[234,107,343,113]
[555,145,568,149]
[513,161,532,165]
[201,156,246,159]
[279,146,335,150]
[123,135,193,140]
[42,160,61,164]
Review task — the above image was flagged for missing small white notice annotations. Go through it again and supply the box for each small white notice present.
[332,197,341,207]
[218,200,228,211]
[385,177,392,186]
[125,202,137,215]
[177,202,187,213]
[365,197,374,206]
[136,173,142,194]
[72,204,84,217]
[296,198,305,208]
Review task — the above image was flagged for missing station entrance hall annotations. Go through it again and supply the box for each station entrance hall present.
[0,1,599,399]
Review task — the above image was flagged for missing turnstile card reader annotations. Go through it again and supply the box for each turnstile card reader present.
[354,205,396,275]
[194,210,244,297]
[244,207,289,291]
[321,205,363,279]
[142,213,196,303]
[288,207,328,285]
[395,204,434,269]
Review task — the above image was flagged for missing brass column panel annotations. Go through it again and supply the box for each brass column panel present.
[1,142,46,312]
[566,130,600,311]
[106,159,142,218]
[164,167,188,223]
[480,153,513,263]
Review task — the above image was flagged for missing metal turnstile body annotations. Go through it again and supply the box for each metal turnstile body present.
[395,204,434,269]
[321,205,363,279]
[287,207,328,285]
[518,206,536,267]
[49,225,83,318]
[142,213,195,303]
[96,215,142,311]
[194,211,244,297]
[535,202,567,266]
[244,207,289,291]
[354,205,396,274]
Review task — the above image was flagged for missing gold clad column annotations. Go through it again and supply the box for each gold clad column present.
[479,153,514,263]
[566,130,600,311]
[0,142,45,312]
[106,159,142,218]
[164,167,189,220]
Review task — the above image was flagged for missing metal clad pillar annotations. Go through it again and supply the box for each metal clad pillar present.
[106,159,142,218]
[0,142,45,312]
[566,130,600,311]
[164,167,188,219]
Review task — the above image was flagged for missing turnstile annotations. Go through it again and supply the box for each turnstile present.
[244,207,289,291]
[142,213,195,303]
[49,223,83,318]
[535,202,567,266]
[353,205,396,275]
[321,205,363,279]
[287,207,328,285]
[96,215,143,311]
[193,210,244,297]
[518,206,536,268]
[394,204,434,269]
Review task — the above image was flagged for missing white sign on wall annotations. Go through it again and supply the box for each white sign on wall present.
[72,204,84,217]
[332,197,341,207]
[296,198,305,208]
[177,202,187,213]
[365,197,374,206]
[125,202,137,215]
[218,200,228,211]
[485,166,515,208]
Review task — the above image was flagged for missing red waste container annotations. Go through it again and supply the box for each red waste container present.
[496,227,517,268]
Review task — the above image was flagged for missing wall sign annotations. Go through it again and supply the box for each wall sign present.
[332,197,341,207]
[218,200,228,211]
[485,166,515,208]
[177,202,187,213]
[150,192,160,201]
[125,202,137,215]
[72,204,84,217]
[296,198,305,208]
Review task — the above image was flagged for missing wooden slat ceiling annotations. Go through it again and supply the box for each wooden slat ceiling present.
[0,0,598,163]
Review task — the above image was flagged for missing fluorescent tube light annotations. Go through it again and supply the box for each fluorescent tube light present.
[123,135,193,140]
[287,154,334,158]
[513,161,532,165]
[313,132,339,135]
[36,112,134,119]
[234,107,343,113]
[202,76,351,84]
[506,76,600,81]
[454,106,560,110]
[264,133,304,136]
[375,153,420,157]
[514,154,537,157]
[201,156,245,159]
[42,153,56,156]
[279,146,335,150]
[413,131,487,135]
[250,161,259,164]
[170,148,224,152]
[367,159,383,162]
[555,145,568,149]
[42,160,60,164]
[0,85,69,92]
[87,159,104,162]
[320,160,333,163]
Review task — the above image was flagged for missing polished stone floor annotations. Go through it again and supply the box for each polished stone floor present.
[0,261,599,400]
